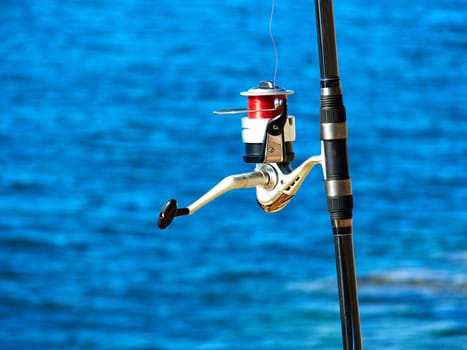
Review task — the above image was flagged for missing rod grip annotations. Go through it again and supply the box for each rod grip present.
[320,84,353,222]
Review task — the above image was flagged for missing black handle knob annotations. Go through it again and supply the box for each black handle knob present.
[157,199,189,229]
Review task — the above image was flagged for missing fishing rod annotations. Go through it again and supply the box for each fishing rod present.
[157,0,362,348]
[315,0,362,348]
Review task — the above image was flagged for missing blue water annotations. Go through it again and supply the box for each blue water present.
[1,0,466,349]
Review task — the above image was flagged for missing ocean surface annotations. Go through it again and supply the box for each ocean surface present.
[1,0,466,349]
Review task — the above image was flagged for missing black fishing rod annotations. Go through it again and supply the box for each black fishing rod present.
[315,0,362,348]
[157,1,362,348]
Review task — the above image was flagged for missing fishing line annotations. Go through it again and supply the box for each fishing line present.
[269,0,278,87]
[247,94,285,119]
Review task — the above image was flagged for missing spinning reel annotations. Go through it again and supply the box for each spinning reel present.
[158,81,323,229]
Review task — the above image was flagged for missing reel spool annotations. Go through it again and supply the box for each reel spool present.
[215,81,296,164]
[241,81,292,119]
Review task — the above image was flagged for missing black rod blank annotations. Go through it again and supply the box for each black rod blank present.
[315,0,339,80]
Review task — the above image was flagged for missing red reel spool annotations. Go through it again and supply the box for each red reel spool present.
[240,82,295,164]
[241,81,293,119]
[247,95,286,119]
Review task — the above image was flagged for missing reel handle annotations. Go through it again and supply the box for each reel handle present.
[157,199,189,229]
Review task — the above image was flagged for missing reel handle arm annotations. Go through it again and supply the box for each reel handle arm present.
[157,170,270,229]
